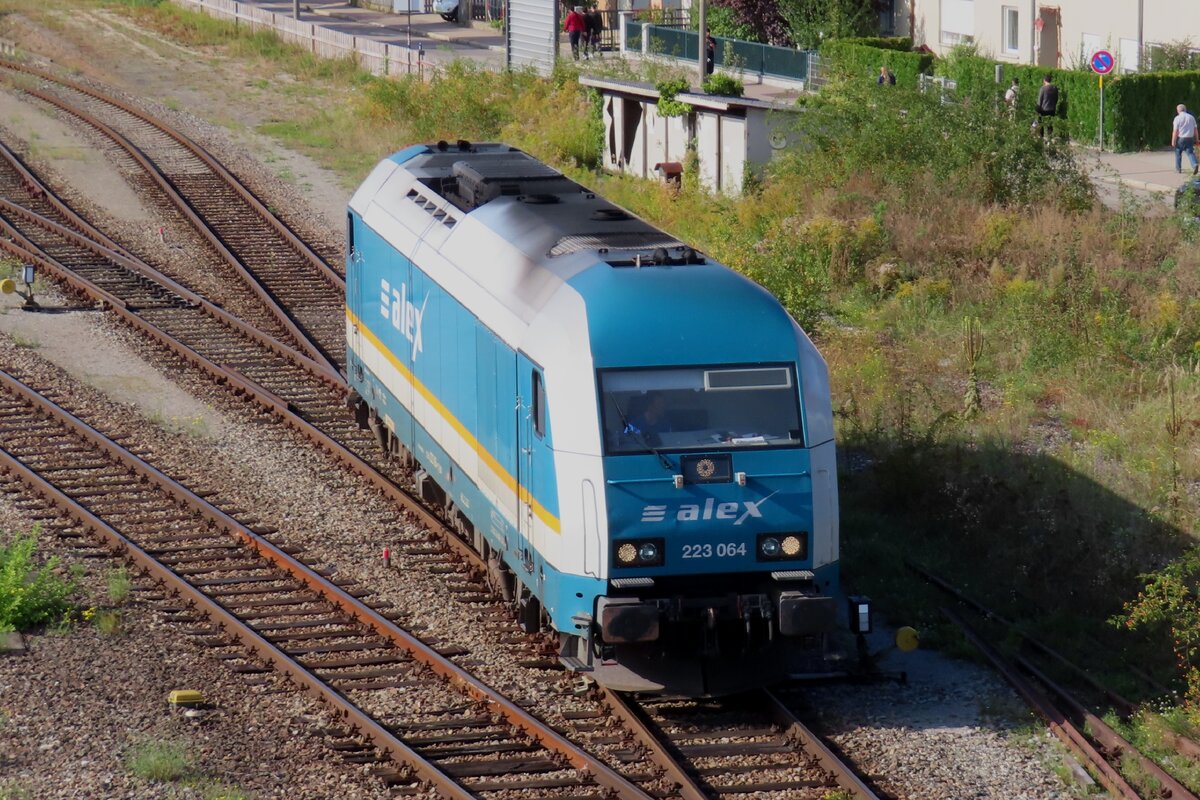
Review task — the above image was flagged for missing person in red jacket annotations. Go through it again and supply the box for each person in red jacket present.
[564,5,586,60]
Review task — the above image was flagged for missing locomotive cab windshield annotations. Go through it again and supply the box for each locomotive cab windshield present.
[599,365,804,454]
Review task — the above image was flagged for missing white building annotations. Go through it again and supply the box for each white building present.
[893,1,1200,72]
[579,77,800,197]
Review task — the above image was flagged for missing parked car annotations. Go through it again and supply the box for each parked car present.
[433,0,458,22]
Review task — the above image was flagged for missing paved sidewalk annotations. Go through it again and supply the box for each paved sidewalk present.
[1084,147,1184,212]
[253,0,506,69]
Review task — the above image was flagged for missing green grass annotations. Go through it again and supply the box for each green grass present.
[0,783,32,800]
[126,739,192,782]
[106,566,130,605]
[94,608,122,635]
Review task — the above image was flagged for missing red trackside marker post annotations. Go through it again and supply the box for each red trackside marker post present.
[383,546,391,568]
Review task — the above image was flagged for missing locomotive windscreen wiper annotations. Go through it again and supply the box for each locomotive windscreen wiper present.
[614,398,674,472]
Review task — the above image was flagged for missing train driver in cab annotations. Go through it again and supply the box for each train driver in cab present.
[624,392,670,440]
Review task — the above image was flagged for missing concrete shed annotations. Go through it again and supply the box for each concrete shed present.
[580,76,801,196]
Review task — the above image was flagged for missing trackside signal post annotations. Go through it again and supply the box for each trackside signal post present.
[0,263,38,308]
[1090,49,1115,151]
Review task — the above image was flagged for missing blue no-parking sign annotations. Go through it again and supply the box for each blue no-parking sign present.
[1090,49,1115,75]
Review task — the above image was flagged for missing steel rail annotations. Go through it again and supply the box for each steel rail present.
[2,78,339,374]
[0,456,471,795]
[0,135,342,386]
[909,562,1139,717]
[0,58,342,289]
[0,135,134,260]
[0,233,480,575]
[598,689,710,800]
[0,197,344,389]
[1015,654,1198,800]
[942,607,1140,800]
[0,367,655,800]
[761,689,882,800]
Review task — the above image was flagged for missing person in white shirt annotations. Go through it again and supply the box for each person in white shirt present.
[1172,103,1198,175]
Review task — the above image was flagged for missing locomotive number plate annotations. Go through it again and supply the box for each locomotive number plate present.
[681,542,747,559]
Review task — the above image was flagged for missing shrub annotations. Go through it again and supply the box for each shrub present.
[0,529,73,632]
[779,80,1093,209]
[655,77,693,117]
[702,72,744,97]
[699,4,759,43]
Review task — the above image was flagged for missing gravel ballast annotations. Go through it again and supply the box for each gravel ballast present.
[0,9,1078,798]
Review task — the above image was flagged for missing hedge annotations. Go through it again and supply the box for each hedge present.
[936,57,1103,144]
[1106,72,1200,150]
[938,53,1200,151]
[824,41,1200,151]
[819,39,934,87]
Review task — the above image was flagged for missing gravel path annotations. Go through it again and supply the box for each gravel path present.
[0,8,1079,799]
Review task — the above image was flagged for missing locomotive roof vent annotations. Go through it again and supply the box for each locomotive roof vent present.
[591,208,631,222]
[603,245,707,267]
[450,158,569,210]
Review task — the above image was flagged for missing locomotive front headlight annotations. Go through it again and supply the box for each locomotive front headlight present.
[614,538,665,568]
[781,535,803,558]
[760,537,781,558]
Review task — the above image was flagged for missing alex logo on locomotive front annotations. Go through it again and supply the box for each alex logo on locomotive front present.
[640,491,777,525]
[379,277,428,361]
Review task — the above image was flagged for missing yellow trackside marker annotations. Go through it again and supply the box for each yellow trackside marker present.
[168,689,206,706]
[0,278,14,295]
[895,626,920,652]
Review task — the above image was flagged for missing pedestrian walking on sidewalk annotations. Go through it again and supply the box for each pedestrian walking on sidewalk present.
[1173,103,1199,175]
[564,5,586,61]
[584,5,603,57]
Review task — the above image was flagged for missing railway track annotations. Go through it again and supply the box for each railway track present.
[0,68,883,797]
[0,364,660,800]
[926,568,1199,800]
[0,58,345,374]
[0,185,882,797]
[601,687,882,799]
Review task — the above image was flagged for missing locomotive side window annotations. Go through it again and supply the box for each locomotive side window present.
[598,365,803,454]
[532,370,546,438]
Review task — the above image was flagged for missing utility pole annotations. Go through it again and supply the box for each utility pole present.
[697,0,706,87]
[293,0,299,21]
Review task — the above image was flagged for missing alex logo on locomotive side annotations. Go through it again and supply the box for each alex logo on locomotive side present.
[380,278,429,361]
[641,492,778,526]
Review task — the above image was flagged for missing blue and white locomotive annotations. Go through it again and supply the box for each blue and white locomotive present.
[346,142,851,695]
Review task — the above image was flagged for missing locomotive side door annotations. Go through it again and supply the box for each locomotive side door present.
[515,354,546,577]
[346,213,363,375]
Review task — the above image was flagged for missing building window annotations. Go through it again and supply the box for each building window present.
[878,0,895,35]
[1002,7,1019,54]
[1080,32,1101,66]
[1120,38,1139,73]
[939,0,974,46]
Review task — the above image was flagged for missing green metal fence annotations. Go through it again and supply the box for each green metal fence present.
[625,21,810,82]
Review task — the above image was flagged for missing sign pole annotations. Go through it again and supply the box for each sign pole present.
[1089,49,1115,151]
